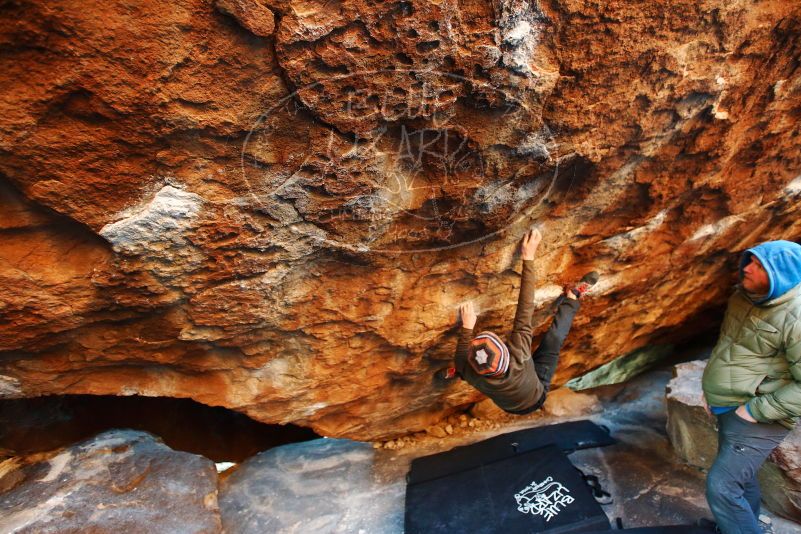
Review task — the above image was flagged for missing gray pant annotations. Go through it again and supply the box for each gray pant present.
[706,409,789,534]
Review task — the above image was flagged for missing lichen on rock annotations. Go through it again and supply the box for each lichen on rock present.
[100,184,204,255]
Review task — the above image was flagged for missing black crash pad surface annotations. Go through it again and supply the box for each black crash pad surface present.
[405,444,611,534]
[588,528,715,533]
[408,419,615,485]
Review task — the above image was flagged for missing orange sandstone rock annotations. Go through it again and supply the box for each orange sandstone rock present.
[0,0,800,440]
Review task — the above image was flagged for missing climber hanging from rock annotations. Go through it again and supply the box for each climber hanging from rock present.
[437,227,599,415]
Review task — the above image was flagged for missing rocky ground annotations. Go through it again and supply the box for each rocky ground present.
[365,363,801,533]
[0,430,221,534]
[3,358,800,533]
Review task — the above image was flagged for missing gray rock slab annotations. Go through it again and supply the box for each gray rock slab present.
[218,438,404,534]
[666,360,719,468]
[0,429,221,534]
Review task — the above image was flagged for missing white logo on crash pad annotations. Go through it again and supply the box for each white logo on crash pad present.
[514,476,575,522]
[475,349,489,365]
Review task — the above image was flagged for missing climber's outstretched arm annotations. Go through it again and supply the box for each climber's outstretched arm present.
[453,302,476,368]
[508,228,541,362]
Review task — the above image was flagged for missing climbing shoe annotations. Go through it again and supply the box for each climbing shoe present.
[435,367,458,382]
[568,271,600,299]
[549,271,600,313]
[582,473,613,505]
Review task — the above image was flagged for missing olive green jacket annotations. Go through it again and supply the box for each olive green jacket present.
[702,282,801,428]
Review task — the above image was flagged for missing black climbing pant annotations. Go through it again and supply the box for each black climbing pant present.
[506,296,580,415]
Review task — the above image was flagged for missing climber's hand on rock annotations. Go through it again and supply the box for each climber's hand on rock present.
[702,397,712,417]
[521,227,542,261]
[458,302,477,330]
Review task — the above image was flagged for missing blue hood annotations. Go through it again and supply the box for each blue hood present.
[740,240,801,303]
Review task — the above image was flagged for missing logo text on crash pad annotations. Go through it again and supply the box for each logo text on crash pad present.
[514,476,575,522]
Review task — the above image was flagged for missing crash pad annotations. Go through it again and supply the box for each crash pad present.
[588,527,716,533]
[405,444,611,533]
[408,419,615,485]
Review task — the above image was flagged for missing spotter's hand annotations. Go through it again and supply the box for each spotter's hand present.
[736,404,757,423]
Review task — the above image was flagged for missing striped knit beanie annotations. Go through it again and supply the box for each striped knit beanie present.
[468,331,510,378]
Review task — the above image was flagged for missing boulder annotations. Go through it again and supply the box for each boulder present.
[666,360,801,522]
[665,360,719,468]
[1,0,800,440]
[760,431,801,522]
[218,438,404,533]
[0,430,222,533]
[541,387,603,418]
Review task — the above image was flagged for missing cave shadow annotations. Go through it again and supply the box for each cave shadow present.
[0,394,320,463]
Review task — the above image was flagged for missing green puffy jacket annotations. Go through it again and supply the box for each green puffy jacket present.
[702,283,801,428]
